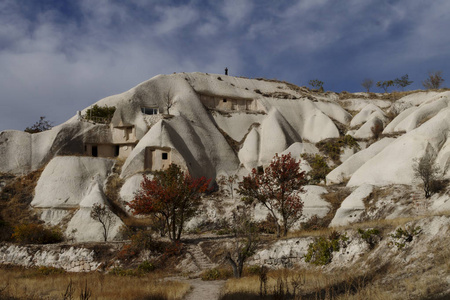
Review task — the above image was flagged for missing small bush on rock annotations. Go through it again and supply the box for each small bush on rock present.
[301,154,332,184]
[305,231,348,265]
[357,228,381,249]
[390,226,421,249]
[316,135,359,162]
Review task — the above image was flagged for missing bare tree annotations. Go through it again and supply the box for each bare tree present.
[164,88,174,114]
[90,204,116,241]
[361,78,374,93]
[217,174,239,199]
[225,206,259,278]
[422,71,444,90]
[413,150,440,198]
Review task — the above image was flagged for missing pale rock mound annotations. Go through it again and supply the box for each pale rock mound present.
[300,185,331,221]
[384,93,450,134]
[329,184,373,227]
[347,108,450,186]
[31,156,115,208]
[350,104,387,128]
[326,138,395,185]
[66,181,123,242]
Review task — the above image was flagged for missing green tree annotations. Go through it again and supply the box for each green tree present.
[128,164,210,241]
[394,74,413,90]
[24,116,53,133]
[238,153,305,237]
[422,71,444,89]
[376,80,394,93]
[308,79,324,92]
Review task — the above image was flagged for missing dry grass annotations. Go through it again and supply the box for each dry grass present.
[0,265,190,300]
[221,267,391,300]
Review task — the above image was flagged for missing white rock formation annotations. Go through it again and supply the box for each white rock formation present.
[330,184,373,227]
[326,138,395,185]
[347,108,450,186]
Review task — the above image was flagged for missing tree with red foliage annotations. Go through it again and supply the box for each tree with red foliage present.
[128,164,210,241]
[237,153,305,237]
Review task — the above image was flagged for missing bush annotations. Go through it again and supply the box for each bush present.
[201,268,233,281]
[308,79,324,92]
[300,215,328,231]
[423,71,444,89]
[316,135,359,162]
[84,104,116,122]
[117,229,165,261]
[137,261,156,273]
[12,223,64,244]
[304,231,348,265]
[301,154,331,184]
[357,228,381,249]
[34,266,66,276]
[390,226,421,249]
[256,214,278,234]
[24,116,53,134]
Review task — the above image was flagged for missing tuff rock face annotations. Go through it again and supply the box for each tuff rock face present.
[1,72,450,241]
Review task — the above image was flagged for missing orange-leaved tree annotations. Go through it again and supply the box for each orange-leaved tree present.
[128,164,210,241]
[237,153,305,237]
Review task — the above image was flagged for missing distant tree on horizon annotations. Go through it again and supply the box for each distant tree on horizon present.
[376,80,394,93]
[423,71,444,89]
[361,78,374,93]
[308,79,324,92]
[394,74,413,90]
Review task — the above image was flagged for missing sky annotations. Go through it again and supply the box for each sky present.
[1,0,450,131]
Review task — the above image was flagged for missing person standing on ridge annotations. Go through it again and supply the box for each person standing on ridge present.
[225,67,228,75]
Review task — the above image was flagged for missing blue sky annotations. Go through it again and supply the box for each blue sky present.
[1,0,450,131]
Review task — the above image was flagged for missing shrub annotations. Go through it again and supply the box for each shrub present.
[304,231,348,265]
[84,104,116,122]
[12,223,64,244]
[316,135,359,162]
[413,151,441,198]
[301,154,332,184]
[390,226,421,249]
[256,214,278,234]
[35,266,66,276]
[308,79,324,92]
[423,71,444,89]
[300,215,328,231]
[117,229,165,261]
[201,268,233,281]
[24,116,53,134]
[137,261,156,273]
[357,228,381,249]
[376,80,394,93]
[370,121,383,140]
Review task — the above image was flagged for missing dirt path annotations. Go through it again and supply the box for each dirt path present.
[183,278,226,300]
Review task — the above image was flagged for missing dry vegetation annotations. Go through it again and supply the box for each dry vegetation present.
[0,265,190,300]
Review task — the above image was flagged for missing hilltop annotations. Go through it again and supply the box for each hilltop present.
[0,72,449,299]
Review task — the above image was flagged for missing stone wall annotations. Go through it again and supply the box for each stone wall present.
[0,243,109,272]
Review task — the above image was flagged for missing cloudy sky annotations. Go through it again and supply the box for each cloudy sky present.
[1,0,450,131]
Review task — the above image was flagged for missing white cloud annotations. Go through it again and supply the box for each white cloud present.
[153,5,199,35]
[221,0,253,27]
